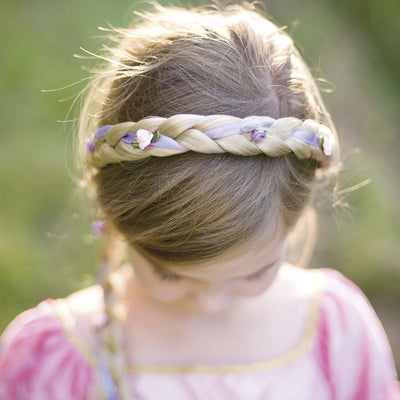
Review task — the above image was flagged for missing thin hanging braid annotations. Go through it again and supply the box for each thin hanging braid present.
[87,115,335,169]
[96,222,133,400]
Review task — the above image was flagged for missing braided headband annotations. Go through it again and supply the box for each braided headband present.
[86,114,334,169]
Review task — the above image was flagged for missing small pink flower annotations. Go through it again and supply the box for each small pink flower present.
[136,129,154,150]
[322,136,333,156]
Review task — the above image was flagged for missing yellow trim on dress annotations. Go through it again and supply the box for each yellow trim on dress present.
[52,268,325,375]
[53,298,98,368]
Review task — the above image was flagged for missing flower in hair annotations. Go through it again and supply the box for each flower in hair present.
[320,135,333,156]
[251,127,268,142]
[136,129,154,149]
[121,129,160,149]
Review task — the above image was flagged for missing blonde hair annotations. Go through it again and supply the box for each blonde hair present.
[76,3,339,398]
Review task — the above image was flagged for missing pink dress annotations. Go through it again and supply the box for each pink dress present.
[0,268,399,400]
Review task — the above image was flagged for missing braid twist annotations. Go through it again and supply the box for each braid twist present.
[99,274,132,400]
[97,223,133,400]
[88,115,334,169]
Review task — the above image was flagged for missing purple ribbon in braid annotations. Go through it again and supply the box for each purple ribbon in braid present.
[291,130,321,147]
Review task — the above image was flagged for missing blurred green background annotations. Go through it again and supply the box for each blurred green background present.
[1,0,399,371]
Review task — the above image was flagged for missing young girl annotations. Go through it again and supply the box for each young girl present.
[0,3,398,399]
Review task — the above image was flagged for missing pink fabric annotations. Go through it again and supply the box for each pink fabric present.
[0,268,399,400]
[314,269,400,400]
[0,300,95,400]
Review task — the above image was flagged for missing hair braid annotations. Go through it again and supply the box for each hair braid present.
[87,115,335,169]
[96,222,133,400]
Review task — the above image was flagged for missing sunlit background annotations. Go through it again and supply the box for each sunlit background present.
[1,0,399,371]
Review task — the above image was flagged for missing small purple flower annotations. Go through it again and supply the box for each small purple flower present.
[86,138,95,153]
[251,127,268,142]
[92,219,104,236]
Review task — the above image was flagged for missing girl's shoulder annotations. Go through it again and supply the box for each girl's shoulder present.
[314,266,391,334]
[278,264,396,358]
[280,264,385,325]
[281,266,399,397]
[284,265,393,350]
[310,267,399,396]
[0,287,103,399]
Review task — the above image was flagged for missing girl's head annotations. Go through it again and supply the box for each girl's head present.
[79,3,338,275]
[76,4,339,397]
